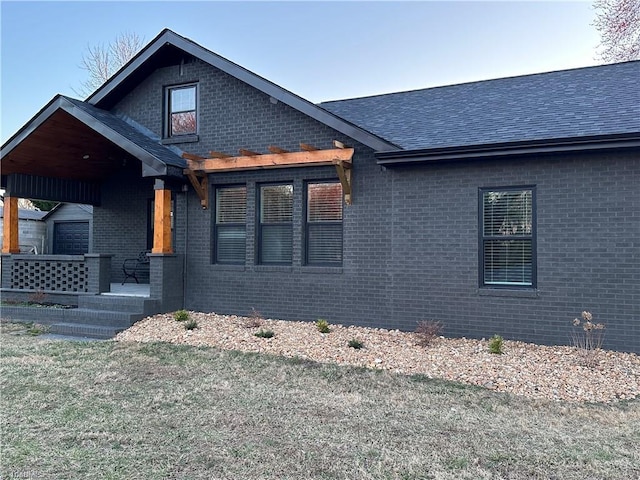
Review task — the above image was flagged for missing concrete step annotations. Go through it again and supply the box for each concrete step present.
[61,308,146,328]
[78,295,161,315]
[49,322,125,339]
[41,333,106,342]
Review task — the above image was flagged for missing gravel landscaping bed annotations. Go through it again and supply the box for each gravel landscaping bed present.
[116,311,640,404]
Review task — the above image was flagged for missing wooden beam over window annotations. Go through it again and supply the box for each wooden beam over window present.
[182,152,206,161]
[239,148,261,156]
[268,146,289,154]
[182,142,355,204]
[209,151,231,158]
[183,147,353,173]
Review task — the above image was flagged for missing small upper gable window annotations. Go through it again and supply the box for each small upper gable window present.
[165,84,197,137]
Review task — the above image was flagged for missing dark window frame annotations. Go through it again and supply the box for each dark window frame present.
[478,185,537,288]
[212,184,247,265]
[164,83,198,138]
[257,182,294,265]
[304,180,343,267]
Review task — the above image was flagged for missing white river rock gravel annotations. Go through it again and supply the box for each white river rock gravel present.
[115,311,640,404]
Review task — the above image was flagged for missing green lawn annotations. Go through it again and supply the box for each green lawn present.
[1,322,639,479]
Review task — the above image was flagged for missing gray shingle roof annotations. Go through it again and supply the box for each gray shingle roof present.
[0,207,46,221]
[320,61,640,151]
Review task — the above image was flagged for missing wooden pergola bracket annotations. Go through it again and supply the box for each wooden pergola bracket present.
[332,140,352,205]
[334,160,352,205]
[185,170,209,209]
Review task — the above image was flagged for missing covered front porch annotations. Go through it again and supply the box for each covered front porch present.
[1,96,187,336]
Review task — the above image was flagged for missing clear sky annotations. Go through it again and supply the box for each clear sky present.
[1,1,601,143]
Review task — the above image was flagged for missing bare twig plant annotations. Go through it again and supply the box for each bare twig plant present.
[414,320,443,347]
[245,308,264,328]
[76,32,144,97]
[571,311,606,367]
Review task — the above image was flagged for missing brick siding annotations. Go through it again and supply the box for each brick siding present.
[92,57,640,353]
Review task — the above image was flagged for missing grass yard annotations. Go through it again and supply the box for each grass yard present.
[1,322,639,480]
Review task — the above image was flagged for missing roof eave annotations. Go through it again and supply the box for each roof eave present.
[375,133,640,166]
[1,94,65,156]
[87,29,398,152]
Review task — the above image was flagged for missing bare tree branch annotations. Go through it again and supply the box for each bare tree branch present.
[594,0,640,63]
[75,32,144,98]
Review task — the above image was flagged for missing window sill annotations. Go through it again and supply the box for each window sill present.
[300,266,343,274]
[161,135,199,145]
[210,264,245,271]
[255,265,293,273]
[477,288,538,298]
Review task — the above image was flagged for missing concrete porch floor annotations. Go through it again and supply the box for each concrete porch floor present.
[103,283,150,297]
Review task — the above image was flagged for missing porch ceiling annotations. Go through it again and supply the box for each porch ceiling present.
[1,95,187,185]
[2,109,134,182]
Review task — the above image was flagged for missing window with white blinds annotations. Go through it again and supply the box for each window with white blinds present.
[259,184,293,264]
[306,182,343,266]
[480,187,535,287]
[214,186,246,264]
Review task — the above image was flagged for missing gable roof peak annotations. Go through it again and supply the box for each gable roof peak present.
[87,29,398,152]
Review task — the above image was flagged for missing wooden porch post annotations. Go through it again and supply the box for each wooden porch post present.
[2,196,20,253]
[152,180,172,254]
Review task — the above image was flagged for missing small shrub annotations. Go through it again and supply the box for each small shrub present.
[245,308,264,328]
[414,320,443,347]
[488,335,504,354]
[348,339,364,349]
[255,329,274,338]
[184,318,198,330]
[571,311,605,367]
[28,289,48,305]
[26,323,49,336]
[174,310,189,322]
[316,319,330,334]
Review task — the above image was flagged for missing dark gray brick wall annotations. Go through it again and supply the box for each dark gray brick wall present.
[99,56,639,353]
[92,166,154,284]
[150,254,184,312]
[110,56,393,328]
[389,150,639,353]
